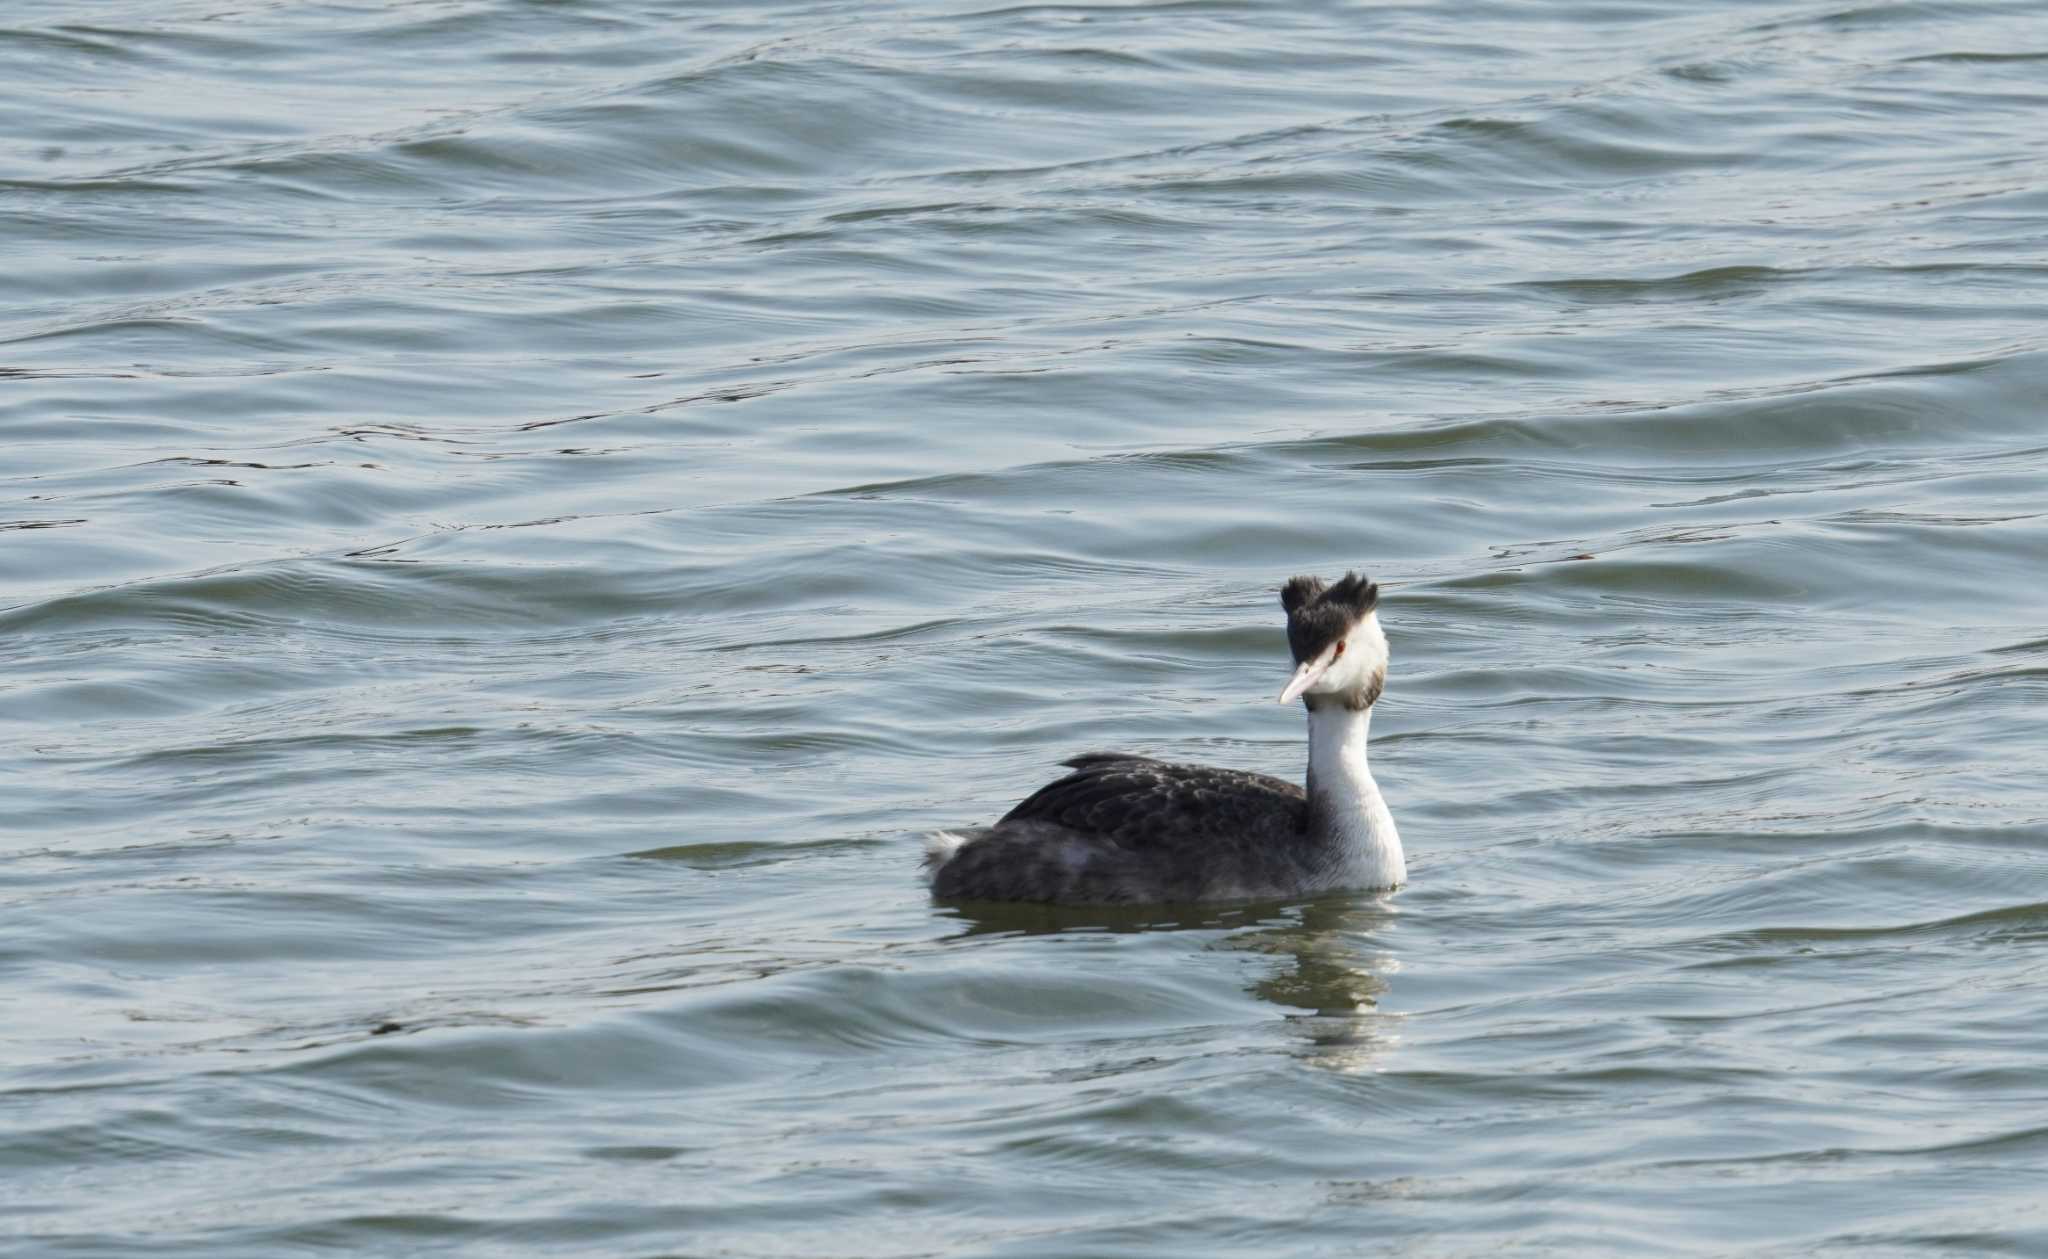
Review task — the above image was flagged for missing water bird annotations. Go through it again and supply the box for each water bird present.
[925,573,1403,904]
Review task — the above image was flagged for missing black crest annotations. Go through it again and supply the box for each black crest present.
[1280,575,1326,614]
[1280,571,1379,663]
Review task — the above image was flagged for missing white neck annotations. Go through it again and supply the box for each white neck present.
[1304,704,1405,890]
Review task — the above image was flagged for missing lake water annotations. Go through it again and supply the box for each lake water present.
[5,1,2048,1253]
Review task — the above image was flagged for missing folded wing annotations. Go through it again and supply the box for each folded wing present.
[998,751,1307,850]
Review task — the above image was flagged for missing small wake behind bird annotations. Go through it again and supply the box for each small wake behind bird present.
[925,573,1403,905]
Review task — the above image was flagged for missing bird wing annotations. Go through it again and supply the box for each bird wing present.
[997,752,1307,850]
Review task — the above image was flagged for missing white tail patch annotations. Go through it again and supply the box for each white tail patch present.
[922,830,970,876]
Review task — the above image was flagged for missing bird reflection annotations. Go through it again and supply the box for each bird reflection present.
[1219,896,1399,1071]
[936,893,1399,1071]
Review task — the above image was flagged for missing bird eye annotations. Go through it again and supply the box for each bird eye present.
[1334,641,1346,657]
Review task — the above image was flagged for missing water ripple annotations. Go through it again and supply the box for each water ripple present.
[5,0,2048,1255]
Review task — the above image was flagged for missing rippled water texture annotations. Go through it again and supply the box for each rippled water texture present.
[6,1,2048,1253]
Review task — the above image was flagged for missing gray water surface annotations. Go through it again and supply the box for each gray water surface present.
[5,1,2048,1254]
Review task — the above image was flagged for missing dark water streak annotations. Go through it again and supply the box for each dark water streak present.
[5,1,2048,1254]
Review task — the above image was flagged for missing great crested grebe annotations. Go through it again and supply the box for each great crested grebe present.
[924,573,1403,904]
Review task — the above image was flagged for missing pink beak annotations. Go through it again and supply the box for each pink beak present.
[1278,644,1337,704]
